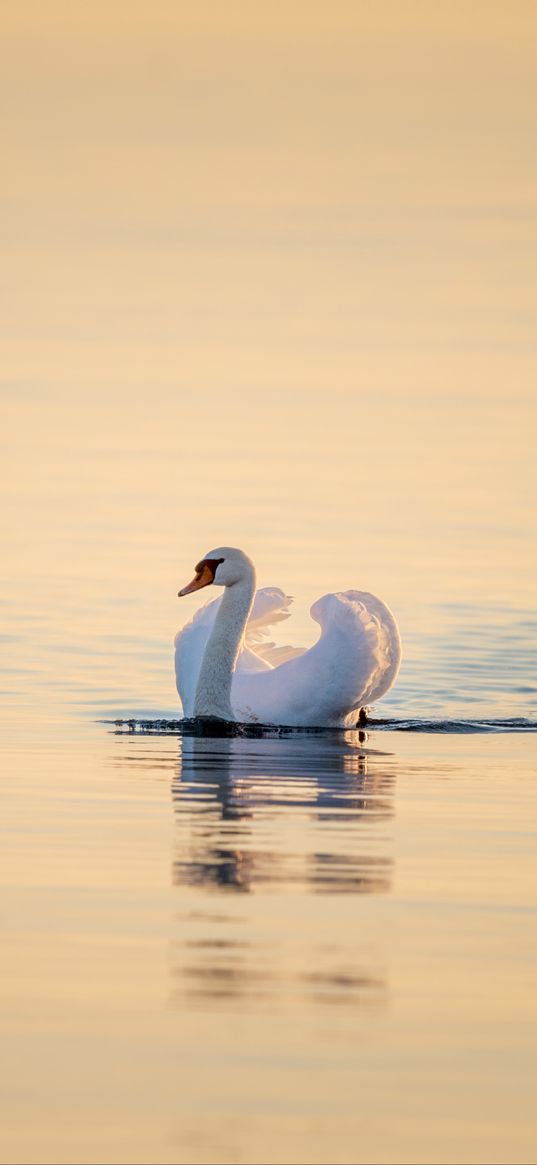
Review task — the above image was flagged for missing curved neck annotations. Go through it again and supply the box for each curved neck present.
[194,573,256,719]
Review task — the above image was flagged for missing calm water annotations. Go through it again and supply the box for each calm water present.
[2,718,537,1165]
[3,546,537,1165]
[2,496,536,1165]
[3,4,537,1161]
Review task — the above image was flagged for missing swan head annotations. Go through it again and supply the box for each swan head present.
[178,546,254,596]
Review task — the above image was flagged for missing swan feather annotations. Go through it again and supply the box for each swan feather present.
[175,583,400,727]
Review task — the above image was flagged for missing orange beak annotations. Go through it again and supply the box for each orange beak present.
[178,562,214,597]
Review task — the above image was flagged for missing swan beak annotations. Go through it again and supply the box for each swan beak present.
[178,562,214,596]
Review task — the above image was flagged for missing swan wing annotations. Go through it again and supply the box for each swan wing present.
[174,592,221,716]
[243,586,305,668]
[341,590,401,704]
[175,586,304,714]
[230,590,401,727]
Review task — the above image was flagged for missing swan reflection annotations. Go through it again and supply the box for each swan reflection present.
[171,731,395,895]
[170,730,395,1008]
[110,726,396,1009]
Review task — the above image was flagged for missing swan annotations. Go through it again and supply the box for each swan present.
[175,547,401,728]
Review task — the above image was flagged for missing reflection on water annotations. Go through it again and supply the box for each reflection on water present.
[3,723,537,1165]
[172,733,394,895]
[171,929,387,1009]
[167,731,394,1009]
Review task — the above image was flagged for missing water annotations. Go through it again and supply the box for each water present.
[2,4,537,1162]
[3,723,536,1164]
[2,524,536,1165]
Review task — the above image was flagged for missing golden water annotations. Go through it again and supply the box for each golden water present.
[2,4,537,1162]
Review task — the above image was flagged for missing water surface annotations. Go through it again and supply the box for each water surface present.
[2,4,537,1162]
[2,719,536,1164]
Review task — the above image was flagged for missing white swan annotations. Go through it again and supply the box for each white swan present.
[175,547,401,728]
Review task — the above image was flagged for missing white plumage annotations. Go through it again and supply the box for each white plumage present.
[175,547,401,728]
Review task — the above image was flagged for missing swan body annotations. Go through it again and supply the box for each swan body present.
[175,547,401,728]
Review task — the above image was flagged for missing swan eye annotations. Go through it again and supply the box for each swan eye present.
[196,557,225,580]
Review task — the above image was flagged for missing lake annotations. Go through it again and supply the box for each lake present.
[2,4,537,1162]
[2,716,537,1164]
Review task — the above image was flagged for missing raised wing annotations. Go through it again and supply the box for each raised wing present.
[244,587,305,668]
[230,589,401,727]
[175,586,304,715]
[309,590,401,706]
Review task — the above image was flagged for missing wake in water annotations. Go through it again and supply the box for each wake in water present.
[369,716,537,733]
[104,715,537,736]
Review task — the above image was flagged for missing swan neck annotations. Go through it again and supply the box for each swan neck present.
[193,574,255,719]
